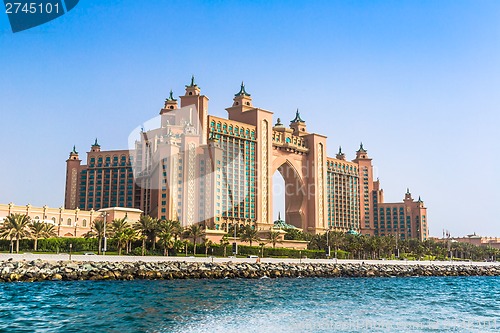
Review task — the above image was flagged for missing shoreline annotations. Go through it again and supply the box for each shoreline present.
[1,255,499,282]
[2,253,500,266]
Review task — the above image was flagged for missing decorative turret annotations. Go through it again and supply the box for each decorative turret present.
[184,75,200,96]
[290,109,305,123]
[161,90,178,114]
[336,146,346,160]
[355,142,369,159]
[289,109,307,135]
[404,188,413,202]
[91,138,101,152]
[69,145,79,160]
[232,81,253,108]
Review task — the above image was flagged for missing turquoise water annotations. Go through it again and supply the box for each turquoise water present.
[0,277,499,332]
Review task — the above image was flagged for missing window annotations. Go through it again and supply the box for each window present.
[82,219,87,227]
[67,218,72,226]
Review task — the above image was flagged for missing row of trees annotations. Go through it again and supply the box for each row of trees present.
[306,230,500,261]
[2,213,498,260]
[81,215,186,256]
[0,214,57,253]
[230,225,283,247]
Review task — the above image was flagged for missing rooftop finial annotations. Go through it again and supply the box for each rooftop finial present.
[278,211,281,221]
[406,188,410,194]
[357,142,367,153]
[166,89,177,101]
[290,108,305,123]
[72,145,78,154]
[336,145,346,160]
[275,118,283,126]
[190,75,195,86]
[235,81,251,97]
[93,138,100,147]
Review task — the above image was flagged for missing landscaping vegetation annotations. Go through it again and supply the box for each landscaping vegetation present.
[0,213,498,261]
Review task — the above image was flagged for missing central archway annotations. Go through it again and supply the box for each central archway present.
[271,158,306,229]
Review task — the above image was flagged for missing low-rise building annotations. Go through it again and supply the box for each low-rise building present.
[0,203,142,237]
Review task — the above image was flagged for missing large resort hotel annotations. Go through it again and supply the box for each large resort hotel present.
[62,77,428,240]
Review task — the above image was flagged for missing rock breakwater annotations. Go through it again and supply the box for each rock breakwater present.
[1,260,500,282]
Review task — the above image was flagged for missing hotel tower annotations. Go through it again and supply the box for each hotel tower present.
[65,77,428,240]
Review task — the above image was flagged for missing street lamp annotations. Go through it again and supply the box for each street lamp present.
[325,226,332,258]
[232,223,238,255]
[395,232,400,259]
[101,212,108,255]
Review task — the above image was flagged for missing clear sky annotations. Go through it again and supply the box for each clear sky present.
[1,1,499,237]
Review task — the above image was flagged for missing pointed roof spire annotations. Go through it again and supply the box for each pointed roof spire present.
[290,108,305,123]
[406,188,410,194]
[92,138,100,147]
[72,145,78,154]
[357,142,367,153]
[336,146,346,160]
[166,89,177,101]
[418,196,422,202]
[278,211,281,221]
[235,81,251,97]
[186,75,197,88]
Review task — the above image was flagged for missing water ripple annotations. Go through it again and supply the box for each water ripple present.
[0,277,498,332]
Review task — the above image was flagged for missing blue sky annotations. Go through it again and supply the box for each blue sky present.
[1,1,499,237]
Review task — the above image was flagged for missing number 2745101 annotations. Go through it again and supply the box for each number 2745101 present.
[5,2,60,14]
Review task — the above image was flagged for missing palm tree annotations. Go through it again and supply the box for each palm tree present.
[204,239,213,257]
[184,224,203,255]
[134,215,158,256]
[0,221,15,253]
[91,219,105,255]
[157,220,176,256]
[259,241,266,257]
[111,218,128,255]
[328,231,344,259]
[123,228,137,254]
[29,220,46,251]
[171,220,183,241]
[158,230,174,256]
[220,235,230,257]
[3,214,31,253]
[44,224,57,238]
[240,225,260,246]
[267,230,282,248]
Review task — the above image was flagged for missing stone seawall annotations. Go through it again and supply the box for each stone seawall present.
[1,259,500,282]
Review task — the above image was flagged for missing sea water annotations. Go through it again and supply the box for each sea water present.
[0,276,498,332]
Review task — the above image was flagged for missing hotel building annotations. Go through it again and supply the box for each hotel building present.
[65,77,428,240]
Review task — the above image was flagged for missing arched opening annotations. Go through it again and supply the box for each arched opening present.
[273,172,285,223]
[272,161,305,229]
